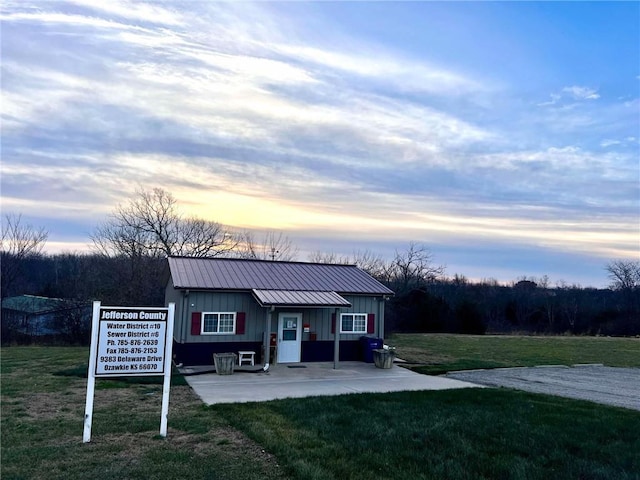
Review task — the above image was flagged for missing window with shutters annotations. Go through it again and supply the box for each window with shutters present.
[201,312,236,334]
[340,313,367,333]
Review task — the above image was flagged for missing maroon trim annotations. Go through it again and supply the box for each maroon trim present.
[367,313,375,334]
[191,312,202,336]
[236,312,246,334]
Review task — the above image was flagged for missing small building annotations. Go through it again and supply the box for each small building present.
[165,257,394,366]
[1,294,91,343]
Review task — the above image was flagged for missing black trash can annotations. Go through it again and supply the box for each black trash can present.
[360,335,383,363]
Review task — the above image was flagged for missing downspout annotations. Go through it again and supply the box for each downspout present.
[333,307,340,370]
[263,306,274,367]
[379,296,385,342]
[181,289,189,343]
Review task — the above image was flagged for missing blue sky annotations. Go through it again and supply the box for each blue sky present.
[1,1,638,287]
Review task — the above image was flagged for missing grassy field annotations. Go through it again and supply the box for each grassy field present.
[390,333,640,375]
[1,347,287,480]
[2,339,639,479]
[221,389,640,480]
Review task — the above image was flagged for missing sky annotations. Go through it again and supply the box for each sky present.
[1,1,639,288]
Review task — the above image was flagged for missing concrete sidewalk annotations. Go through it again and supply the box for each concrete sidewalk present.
[183,361,480,405]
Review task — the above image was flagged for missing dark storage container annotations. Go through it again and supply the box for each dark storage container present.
[360,335,383,363]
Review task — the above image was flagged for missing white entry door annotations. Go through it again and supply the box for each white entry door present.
[278,313,302,363]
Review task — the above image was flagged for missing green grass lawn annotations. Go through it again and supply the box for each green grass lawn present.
[389,333,640,375]
[220,389,640,480]
[1,347,287,480]
[2,339,639,480]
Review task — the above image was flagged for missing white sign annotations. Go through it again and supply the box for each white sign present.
[84,302,175,443]
[95,307,169,376]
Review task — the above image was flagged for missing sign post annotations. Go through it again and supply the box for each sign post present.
[160,305,175,437]
[83,302,175,443]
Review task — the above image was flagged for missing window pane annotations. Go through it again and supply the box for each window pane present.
[341,314,354,332]
[354,315,366,332]
[341,313,367,333]
[218,313,235,333]
[203,314,218,333]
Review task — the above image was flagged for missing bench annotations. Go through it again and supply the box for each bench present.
[238,351,256,366]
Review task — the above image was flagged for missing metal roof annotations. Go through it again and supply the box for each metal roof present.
[167,257,394,295]
[1,295,68,314]
[252,289,351,308]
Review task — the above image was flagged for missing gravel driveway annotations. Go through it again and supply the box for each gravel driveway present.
[445,365,640,411]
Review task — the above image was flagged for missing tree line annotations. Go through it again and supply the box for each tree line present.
[2,188,639,344]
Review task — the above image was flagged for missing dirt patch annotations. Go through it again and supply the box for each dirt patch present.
[167,386,280,463]
[23,380,282,477]
[170,425,282,466]
[7,383,87,421]
[84,389,282,474]
[95,384,282,469]
[169,384,204,410]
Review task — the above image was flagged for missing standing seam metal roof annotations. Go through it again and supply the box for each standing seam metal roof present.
[252,289,352,307]
[167,257,394,295]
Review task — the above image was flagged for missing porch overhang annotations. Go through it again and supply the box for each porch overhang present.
[252,289,351,308]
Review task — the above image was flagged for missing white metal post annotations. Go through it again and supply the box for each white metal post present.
[83,301,101,443]
[159,303,175,437]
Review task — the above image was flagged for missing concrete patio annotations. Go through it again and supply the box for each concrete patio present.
[180,361,480,405]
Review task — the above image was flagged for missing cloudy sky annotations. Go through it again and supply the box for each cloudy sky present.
[1,1,638,287]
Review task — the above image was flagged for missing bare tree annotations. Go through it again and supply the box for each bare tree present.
[308,251,351,264]
[556,283,580,332]
[53,299,92,344]
[477,278,504,330]
[91,217,150,259]
[236,230,298,261]
[606,260,640,291]
[350,249,389,280]
[309,243,443,289]
[91,187,236,258]
[308,249,388,280]
[387,242,444,292]
[1,214,48,297]
[90,188,239,304]
[606,260,640,318]
[175,218,237,257]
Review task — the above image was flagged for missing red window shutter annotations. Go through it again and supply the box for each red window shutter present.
[191,312,202,335]
[331,313,336,334]
[367,313,375,334]
[236,312,246,334]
